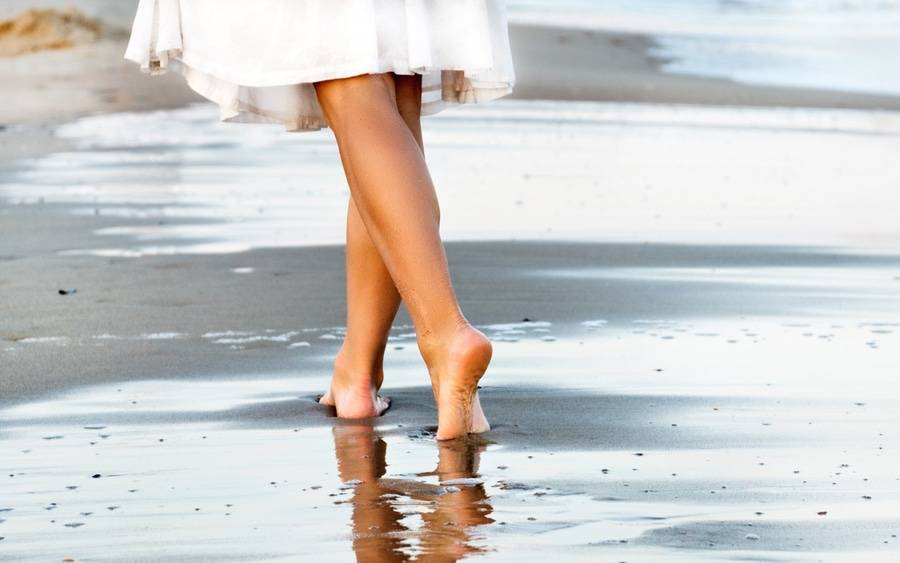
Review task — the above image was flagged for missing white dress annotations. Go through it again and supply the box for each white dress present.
[124,0,516,132]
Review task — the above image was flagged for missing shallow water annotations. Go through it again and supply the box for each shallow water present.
[2,314,899,561]
[2,100,899,256]
[508,0,900,96]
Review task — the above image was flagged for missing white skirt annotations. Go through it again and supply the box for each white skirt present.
[123,0,516,132]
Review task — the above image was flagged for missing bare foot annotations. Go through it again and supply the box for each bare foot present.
[423,324,493,440]
[319,352,390,418]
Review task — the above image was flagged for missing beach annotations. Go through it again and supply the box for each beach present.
[2,2,900,561]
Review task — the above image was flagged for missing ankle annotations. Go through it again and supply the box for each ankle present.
[332,346,383,389]
[417,320,489,367]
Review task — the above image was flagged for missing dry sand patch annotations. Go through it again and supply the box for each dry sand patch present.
[0,7,110,57]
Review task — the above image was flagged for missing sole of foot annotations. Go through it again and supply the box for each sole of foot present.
[432,325,493,440]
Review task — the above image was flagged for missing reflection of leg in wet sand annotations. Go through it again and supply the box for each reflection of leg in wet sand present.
[417,437,494,561]
[332,424,493,562]
[333,422,409,562]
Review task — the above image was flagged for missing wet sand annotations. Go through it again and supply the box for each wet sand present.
[2,100,900,560]
[2,284,899,560]
[508,24,900,111]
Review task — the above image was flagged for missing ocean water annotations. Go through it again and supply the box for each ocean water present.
[506,0,900,96]
[3,100,899,256]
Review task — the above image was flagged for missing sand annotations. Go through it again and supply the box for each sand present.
[2,240,899,559]
[3,99,900,560]
[508,24,900,111]
[0,7,107,57]
[2,2,900,561]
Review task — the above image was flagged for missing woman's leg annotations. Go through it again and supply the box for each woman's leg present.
[319,75,424,418]
[315,72,491,440]
[318,194,398,418]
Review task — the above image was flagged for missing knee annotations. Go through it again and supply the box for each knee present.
[314,73,397,131]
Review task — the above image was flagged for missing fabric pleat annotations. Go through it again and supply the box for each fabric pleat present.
[124,0,515,131]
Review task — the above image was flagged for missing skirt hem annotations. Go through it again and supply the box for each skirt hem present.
[132,55,514,133]
[122,0,516,132]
